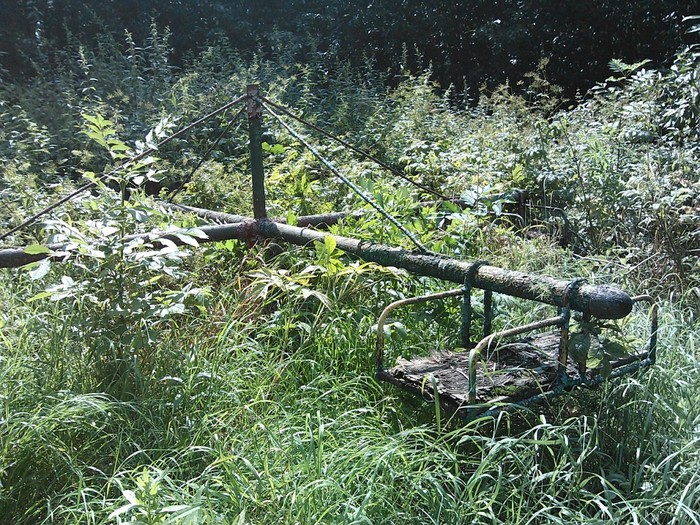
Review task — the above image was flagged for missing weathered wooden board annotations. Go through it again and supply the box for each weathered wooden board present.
[379,332,581,411]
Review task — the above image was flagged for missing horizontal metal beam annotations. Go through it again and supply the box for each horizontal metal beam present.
[256,221,633,319]
[0,221,255,269]
[0,218,633,319]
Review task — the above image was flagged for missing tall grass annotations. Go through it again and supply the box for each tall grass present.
[1,250,699,524]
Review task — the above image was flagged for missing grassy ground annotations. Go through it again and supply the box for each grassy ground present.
[1,239,699,524]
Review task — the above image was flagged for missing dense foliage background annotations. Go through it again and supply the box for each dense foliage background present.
[2,0,698,97]
[0,2,699,524]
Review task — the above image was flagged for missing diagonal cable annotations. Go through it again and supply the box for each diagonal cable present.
[262,100,430,254]
[260,96,451,201]
[166,104,246,202]
[0,93,248,243]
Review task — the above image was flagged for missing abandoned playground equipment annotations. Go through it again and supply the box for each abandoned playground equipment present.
[0,85,658,420]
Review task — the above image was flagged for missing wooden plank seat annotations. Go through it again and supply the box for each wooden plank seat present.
[375,289,657,420]
[379,332,565,407]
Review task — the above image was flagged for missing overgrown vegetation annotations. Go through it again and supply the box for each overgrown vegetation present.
[1,13,699,525]
[1,0,692,99]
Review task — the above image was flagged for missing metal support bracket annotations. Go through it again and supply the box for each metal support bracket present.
[462,260,489,348]
[375,288,463,372]
[558,278,586,381]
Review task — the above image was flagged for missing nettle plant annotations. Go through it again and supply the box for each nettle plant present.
[27,114,209,394]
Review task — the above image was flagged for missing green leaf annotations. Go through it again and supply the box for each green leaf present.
[324,235,336,254]
[107,502,139,520]
[107,141,130,151]
[82,113,113,129]
[161,504,191,513]
[301,287,332,310]
[270,143,285,155]
[23,244,51,255]
[100,226,120,237]
[184,228,208,239]
[174,233,199,247]
[27,291,53,302]
[159,303,186,317]
[511,163,524,181]
[28,259,51,280]
[145,129,159,150]
[128,208,150,223]
[601,339,629,359]
[393,321,407,338]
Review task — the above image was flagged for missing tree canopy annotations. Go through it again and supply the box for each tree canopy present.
[1,0,695,97]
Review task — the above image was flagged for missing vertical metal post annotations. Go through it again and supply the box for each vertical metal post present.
[462,279,473,348]
[649,304,658,364]
[558,305,571,379]
[247,84,266,219]
[462,261,488,348]
[483,290,493,336]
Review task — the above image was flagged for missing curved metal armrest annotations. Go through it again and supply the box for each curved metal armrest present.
[630,295,659,363]
[376,288,463,371]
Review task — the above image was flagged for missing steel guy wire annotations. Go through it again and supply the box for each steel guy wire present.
[0,93,248,244]
[166,104,247,202]
[261,100,431,254]
[259,96,452,202]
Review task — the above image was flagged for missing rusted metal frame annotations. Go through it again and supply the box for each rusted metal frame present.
[462,261,489,348]
[466,314,567,403]
[0,205,357,269]
[375,288,463,371]
[1,217,636,321]
[377,346,657,422]
[577,296,658,374]
[475,354,656,421]
[247,84,267,219]
[464,293,659,414]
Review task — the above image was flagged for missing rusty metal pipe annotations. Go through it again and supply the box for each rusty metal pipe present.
[0,221,257,269]
[161,202,354,228]
[1,218,634,321]
[256,220,634,320]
